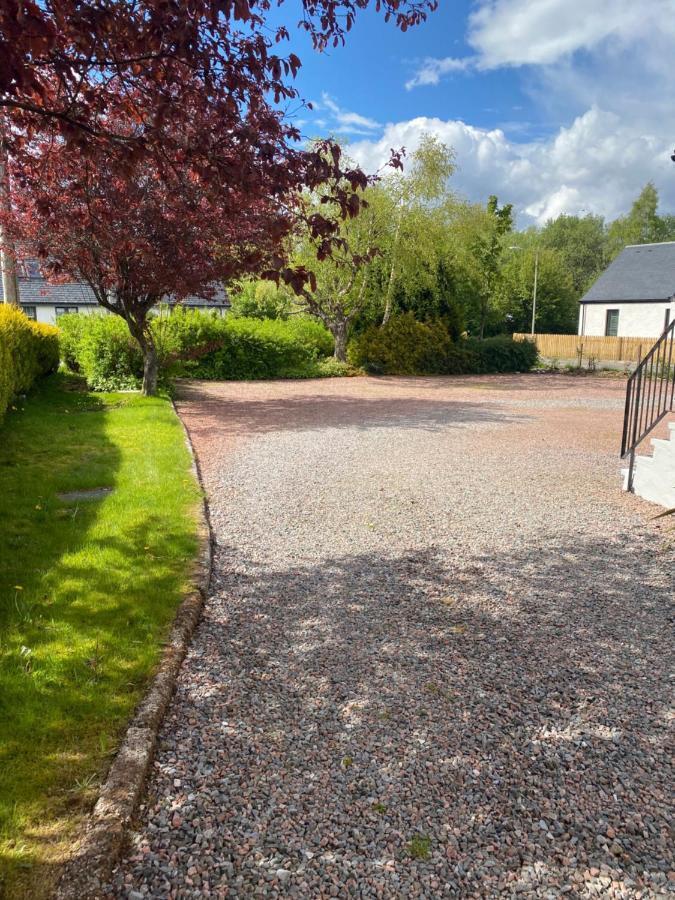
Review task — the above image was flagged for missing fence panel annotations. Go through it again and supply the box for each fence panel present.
[513,333,653,363]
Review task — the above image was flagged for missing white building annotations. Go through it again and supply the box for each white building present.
[578,242,675,338]
[0,258,229,323]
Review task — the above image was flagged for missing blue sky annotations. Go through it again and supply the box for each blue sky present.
[274,0,675,227]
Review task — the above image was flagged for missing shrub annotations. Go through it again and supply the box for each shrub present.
[468,335,539,373]
[349,314,454,375]
[56,312,90,372]
[183,317,317,380]
[71,314,143,391]
[283,316,335,358]
[0,306,59,422]
[349,314,538,376]
[57,308,337,389]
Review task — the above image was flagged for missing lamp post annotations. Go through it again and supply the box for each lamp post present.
[530,249,539,336]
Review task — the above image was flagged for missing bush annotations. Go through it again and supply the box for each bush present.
[0,306,59,422]
[182,317,317,380]
[469,335,539,373]
[349,314,454,375]
[55,312,89,372]
[349,314,537,376]
[68,314,143,391]
[58,308,337,389]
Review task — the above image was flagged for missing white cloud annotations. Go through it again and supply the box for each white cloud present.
[349,108,675,225]
[466,0,669,69]
[317,93,381,134]
[406,0,675,83]
[405,56,473,90]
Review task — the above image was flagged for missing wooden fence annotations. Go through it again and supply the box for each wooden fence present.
[513,333,655,363]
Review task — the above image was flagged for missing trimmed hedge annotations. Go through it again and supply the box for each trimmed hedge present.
[58,313,143,391]
[0,305,59,423]
[58,308,337,389]
[349,313,538,375]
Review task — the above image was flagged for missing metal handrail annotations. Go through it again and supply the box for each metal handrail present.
[621,317,675,491]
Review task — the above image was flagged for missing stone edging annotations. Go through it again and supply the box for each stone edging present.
[56,400,213,899]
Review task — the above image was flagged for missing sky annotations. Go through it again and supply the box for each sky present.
[277,0,675,227]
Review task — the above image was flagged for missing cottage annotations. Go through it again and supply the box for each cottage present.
[0,258,230,323]
[578,241,675,338]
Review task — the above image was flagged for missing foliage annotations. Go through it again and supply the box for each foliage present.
[58,310,337,389]
[229,280,294,320]
[497,243,578,334]
[3,0,435,395]
[539,214,607,294]
[349,313,537,375]
[349,313,453,375]
[606,182,675,260]
[0,375,200,898]
[0,305,58,423]
[59,313,143,391]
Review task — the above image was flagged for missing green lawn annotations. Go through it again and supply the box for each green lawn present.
[0,375,201,899]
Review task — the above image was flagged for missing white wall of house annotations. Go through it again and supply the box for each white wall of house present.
[578,300,674,338]
[22,304,104,325]
[23,302,228,325]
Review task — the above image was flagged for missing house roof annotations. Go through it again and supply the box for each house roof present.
[581,241,675,304]
[0,259,230,308]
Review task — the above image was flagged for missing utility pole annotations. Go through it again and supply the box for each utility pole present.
[530,249,539,336]
[0,127,19,306]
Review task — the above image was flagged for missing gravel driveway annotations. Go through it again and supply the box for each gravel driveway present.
[112,374,673,898]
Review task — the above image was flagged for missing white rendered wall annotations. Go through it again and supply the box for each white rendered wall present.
[34,305,106,325]
[579,301,673,338]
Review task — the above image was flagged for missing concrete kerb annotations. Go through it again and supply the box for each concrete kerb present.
[56,400,213,900]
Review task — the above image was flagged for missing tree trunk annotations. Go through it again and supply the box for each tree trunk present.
[332,319,348,362]
[142,341,159,396]
[381,206,402,327]
[126,312,159,396]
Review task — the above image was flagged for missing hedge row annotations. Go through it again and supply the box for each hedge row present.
[58,308,337,390]
[0,305,59,423]
[349,313,538,375]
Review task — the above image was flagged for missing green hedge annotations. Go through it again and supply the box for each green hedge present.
[0,305,59,423]
[349,313,538,375]
[58,313,143,391]
[58,308,337,389]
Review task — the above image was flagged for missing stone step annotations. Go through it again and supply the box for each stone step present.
[623,414,675,507]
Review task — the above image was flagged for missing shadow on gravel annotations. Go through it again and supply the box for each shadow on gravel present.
[179,530,673,895]
[175,392,531,441]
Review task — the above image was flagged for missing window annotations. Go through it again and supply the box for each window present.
[21,305,37,320]
[665,308,671,332]
[605,309,619,337]
[55,306,78,317]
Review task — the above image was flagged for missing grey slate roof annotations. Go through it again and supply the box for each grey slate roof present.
[581,242,675,304]
[0,258,230,308]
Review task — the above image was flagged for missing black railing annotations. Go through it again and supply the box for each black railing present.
[621,317,675,491]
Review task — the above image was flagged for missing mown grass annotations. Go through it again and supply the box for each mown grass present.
[0,375,201,899]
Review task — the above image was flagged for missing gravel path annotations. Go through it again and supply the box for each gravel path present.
[112,374,674,898]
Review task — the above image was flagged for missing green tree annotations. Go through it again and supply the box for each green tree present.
[379,135,457,324]
[606,182,663,259]
[452,196,513,338]
[498,245,577,334]
[539,213,606,294]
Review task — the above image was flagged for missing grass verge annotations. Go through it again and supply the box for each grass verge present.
[0,375,201,899]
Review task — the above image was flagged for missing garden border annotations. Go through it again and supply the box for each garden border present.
[56,400,213,900]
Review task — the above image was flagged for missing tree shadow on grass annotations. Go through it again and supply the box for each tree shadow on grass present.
[144,529,673,895]
[0,377,197,900]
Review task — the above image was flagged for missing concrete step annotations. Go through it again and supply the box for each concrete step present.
[624,417,675,507]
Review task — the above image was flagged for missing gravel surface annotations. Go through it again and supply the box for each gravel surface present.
[111,374,674,898]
